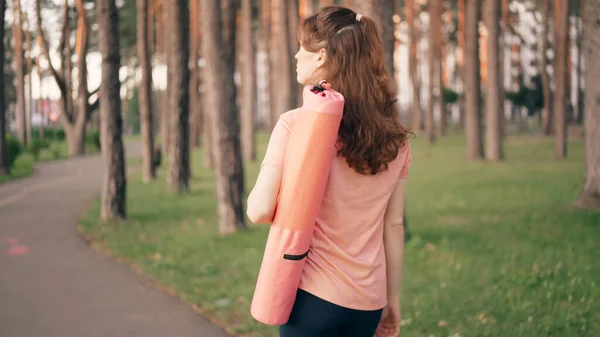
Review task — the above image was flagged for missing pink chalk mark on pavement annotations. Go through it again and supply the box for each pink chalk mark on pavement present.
[8,245,30,256]
[3,237,31,256]
[6,237,19,245]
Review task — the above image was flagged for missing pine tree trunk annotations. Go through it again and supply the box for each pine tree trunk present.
[437,1,446,136]
[189,0,201,150]
[465,0,483,160]
[270,0,293,123]
[165,0,190,193]
[288,0,302,107]
[0,0,8,175]
[541,0,553,135]
[575,0,600,209]
[426,0,438,145]
[74,0,89,153]
[97,0,126,220]
[137,0,155,182]
[13,0,26,146]
[25,20,32,144]
[553,0,568,159]
[201,0,246,235]
[159,3,170,159]
[241,0,257,161]
[577,0,585,125]
[457,0,465,128]
[484,0,503,161]
[407,0,422,133]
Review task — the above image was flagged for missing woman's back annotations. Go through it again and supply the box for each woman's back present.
[299,126,411,310]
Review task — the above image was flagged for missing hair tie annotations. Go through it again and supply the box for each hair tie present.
[356,13,363,22]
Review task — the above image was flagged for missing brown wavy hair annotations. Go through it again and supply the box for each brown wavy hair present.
[299,6,413,175]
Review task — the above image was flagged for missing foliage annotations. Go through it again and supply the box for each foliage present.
[79,133,598,337]
[6,134,22,168]
[125,88,141,134]
[505,74,544,116]
[443,87,458,105]
[26,138,51,159]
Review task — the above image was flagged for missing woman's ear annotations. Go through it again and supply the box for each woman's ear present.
[316,48,327,68]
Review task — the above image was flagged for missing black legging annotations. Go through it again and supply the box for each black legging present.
[279,288,383,337]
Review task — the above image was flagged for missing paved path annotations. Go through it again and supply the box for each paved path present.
[0,143,233,337]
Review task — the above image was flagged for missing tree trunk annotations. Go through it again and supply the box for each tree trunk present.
[541,0,553,135]
[270,0,293,126]
[457,0,465,128]
[201,0,246,235]
[407,0,422,133]
[465,0,483,160]
[577,0,585,125]
[484,0,503,161]
[575,0,600,209]
[241,0,257,161]
[25,17,33,144]
[165,0,190,193]
[500,0,509,137]
[553,0,568,159]
[0,0,8,175]
[137,0,156,182]
[13,0,26,146]
[74,0,89,155]
[426,0,439,145]
[97,0,127,220]
[438,1,447,136]
[189,0,201,150]
[347,0,394,75]
[288,0,302,107]
[159,2,170,159]
[36,0,92,157]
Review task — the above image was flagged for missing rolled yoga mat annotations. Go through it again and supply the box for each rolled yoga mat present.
[250,82,345,325]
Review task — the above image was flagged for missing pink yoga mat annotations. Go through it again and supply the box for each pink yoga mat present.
[250,83,344,325]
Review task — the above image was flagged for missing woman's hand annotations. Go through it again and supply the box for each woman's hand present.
[375,299,401,337]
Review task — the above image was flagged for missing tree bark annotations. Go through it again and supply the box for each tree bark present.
[201,0,246,235]
[484,0,503,161]
[165,0,190,193]
[457,0,465,128]
[541,0,553,135]
[74,0,89,155]
[97,0,127,220]
[553,0,568,159]
[0,0,8,175]
[270,0,293,126]
[159,1,170,159]
[12,0,26,146]
[36,0,94,157]
[577,0,585,125]
[137,0,156,182]
[438,2,447,136]
[25,16,33,144]
[575,0,600,209]
[407,0,422,133]
[465,0,483,160]
[426,0,439,145]
[189,0,201,150]
[241,0,257,161]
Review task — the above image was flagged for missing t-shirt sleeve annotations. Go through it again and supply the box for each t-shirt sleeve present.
[260,113,294,170]
[398,143,412,179]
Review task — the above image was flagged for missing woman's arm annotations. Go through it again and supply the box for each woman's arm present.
[383,178,407,305]
[246,165,283,224]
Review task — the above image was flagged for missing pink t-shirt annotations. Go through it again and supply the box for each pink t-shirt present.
[261,109,412,311]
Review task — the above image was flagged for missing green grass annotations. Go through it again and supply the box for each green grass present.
[78,133,599,337]
[0,141,101,184]
[0,153,35,183]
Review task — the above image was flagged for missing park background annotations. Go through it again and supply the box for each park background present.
[1,0,599,336]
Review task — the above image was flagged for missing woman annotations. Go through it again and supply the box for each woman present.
[247,5,412,337]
